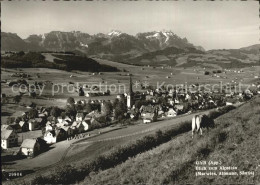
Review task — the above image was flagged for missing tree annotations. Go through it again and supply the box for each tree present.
[78,87,85,96]
[157,97,167,105]
[15,116,23,124]
[17,51,25,56]
[84,103,93,113]
[6,117,16,124]
[13,95,22,104]
[114,100,127,120]
[28,109,38,119]
[30,91,37,98]
[65,104,77,118]
[67,97,75,105]
[75,104,83,112]
[112,98,119,108]
[50,107,61,118]
[60,112,66,119]
[101,101,113,116]
[204,71,210,75]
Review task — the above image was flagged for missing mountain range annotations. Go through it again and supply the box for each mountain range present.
[1,30,203,53]
[1,31,259,68]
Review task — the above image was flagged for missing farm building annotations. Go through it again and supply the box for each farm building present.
[76,122,85,133]
[175,104,184,111]
[20,139,41,157]
[45,122,55,131]
[44,128,66,144]
[143,113,157,124]
[1,130,18,149]
[19,121,29,132]
[28,119,41,131]
[167,108,177,117]
[20,138,48,157]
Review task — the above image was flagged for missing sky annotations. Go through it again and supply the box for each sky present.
[1,0,259,50]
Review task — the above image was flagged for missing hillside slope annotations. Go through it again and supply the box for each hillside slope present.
[81,96,260,184]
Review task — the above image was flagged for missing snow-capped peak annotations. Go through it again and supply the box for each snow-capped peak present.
[108,30,122,36]
[145,30,175,43]
[161,30,174,43]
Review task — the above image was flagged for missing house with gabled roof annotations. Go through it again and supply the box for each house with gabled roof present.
[44,128,66,144]
[166,108,177,117]
[143,112,157,124]
[19,121,29,132]
[20,138,48,157]
[76,122,85,133]
[46,123,55,131]
[1,124,12,131]
[20,139,40,157]
[1,130,18,149]
[28,119,40,131]
[76,112,85,122]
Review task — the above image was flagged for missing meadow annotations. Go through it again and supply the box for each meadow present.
[80,95,260,185]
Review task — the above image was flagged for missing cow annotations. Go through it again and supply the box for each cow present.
[192,114,214,138]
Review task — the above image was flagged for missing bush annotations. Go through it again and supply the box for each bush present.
[209,105,236,119]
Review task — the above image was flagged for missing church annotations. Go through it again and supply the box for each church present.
[126,75,145,109]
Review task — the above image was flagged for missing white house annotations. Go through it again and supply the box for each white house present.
[143,113,157,124]
[20,139,41,157]
[81,121,89,131]
[1,130,18,149]
[57,117,64,124]
[44,129,67,144]
[76,113,85,122]
[45,123,55,131]
[226,102,233,106]
[167,108,177,117]
[44,130,56,144]
[28,119,41,131]
[175,104,184,111]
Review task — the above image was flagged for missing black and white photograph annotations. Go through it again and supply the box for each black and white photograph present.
[1,0,260,184]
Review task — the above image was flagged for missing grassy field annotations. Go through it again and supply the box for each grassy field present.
[80,95,260,185]
[2,63,259,123]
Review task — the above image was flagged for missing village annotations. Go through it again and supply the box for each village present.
[1,72,259,160]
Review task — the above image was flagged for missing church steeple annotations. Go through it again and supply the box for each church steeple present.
[127,74,133,108]
[129,75,133,95]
